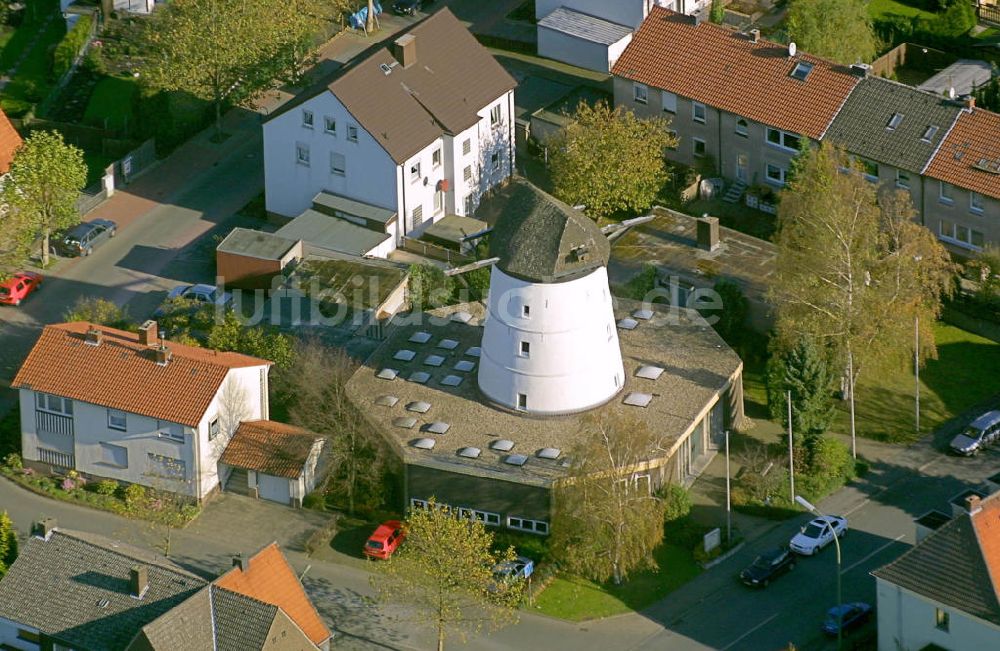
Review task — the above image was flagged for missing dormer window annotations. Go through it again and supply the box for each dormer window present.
[921,125,939,142]
[790,61,814,81]
[886,113,904,131]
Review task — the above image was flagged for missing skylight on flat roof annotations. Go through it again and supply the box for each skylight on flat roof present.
[424,421,450,435]
[407,400,432,413]
[491,439,515,452]
[411,438,436,450]
[376,368,399,380]
[437,339,459,350]
[454,360,475,372]
[623,392,653,408]
[537,447,561,460]
[452,311,473,324]
[440,374,464,387]
[790,61,814,81]
[424,355,445,367]
[408,371,431,384]
[409,331,432,344]
[393,416,417,429]
[636,365,665,380]
[375,395,399,407]
[920,125,939,142]
[504,454,528,467]
[465,347,482,358]
[632,308,654,320]
[617,318,638,330]
[458,447,482,459]
[393,349,416,362]
[886,113,904,130]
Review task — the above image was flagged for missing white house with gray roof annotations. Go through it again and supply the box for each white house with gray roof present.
[262,9,515,256]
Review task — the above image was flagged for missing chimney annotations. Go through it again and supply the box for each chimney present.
[139,320,158,347]
[966,494,982,515]
[696,214,720,252]
[129,565,149,599]
[154,344,172,367]
[84,327,102,347]
[232,553,248,572]
[962,95,976,109]
[850,63,871,78]
[749,28,760,43]
[32,518,57,540]
[393,34,417,69]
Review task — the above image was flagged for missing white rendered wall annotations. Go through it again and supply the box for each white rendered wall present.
[876,578,1000,651]
[538,28,631,73]
[535,0,649,27]
[0,616,39,650]
[478,266,624,415]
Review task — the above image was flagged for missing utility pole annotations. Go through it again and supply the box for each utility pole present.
[725,429,732,545]
[787,390,795,500]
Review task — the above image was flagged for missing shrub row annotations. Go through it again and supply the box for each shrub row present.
[53,15,93,80]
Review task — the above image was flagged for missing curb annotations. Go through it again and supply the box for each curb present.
[700,540,746,569]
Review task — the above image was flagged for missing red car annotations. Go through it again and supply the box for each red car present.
[363,520,406,559]
[0,272,42,306]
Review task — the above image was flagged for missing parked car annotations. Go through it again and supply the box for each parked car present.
[493,556,534,582]
[821,602,873,636]
[949,411,1000,456]
[52,219,117,257]
[393,0,430,15]
[364,520,406,560]
[789,515,847,556]
[0,272,42,306]
[153,284,233,317]
[739,546,795,587]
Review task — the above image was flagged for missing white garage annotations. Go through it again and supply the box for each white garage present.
[220,420,325,507]
[537,7,633,74]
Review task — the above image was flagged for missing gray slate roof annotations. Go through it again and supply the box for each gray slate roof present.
[481,178,610,283]
[276,209,391,256]
[0,529,206,651]
[872,512,1000,625]
[312,191,397,226]
[537,7,634,45]
[824,76,962,173]
[211,586,280,651]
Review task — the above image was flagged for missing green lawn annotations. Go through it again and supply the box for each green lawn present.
[83,76,139,131]
[868,0,937,20]
[534,543,701,620]
[0,16,67,117]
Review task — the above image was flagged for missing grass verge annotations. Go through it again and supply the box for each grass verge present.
[868,0,937,21]
[83,75,138,131]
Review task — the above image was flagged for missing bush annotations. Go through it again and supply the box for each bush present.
[92,479,119,496]
[3,453,22,471]
[302,491,325,511]
[121,483,146,508]
[492,530,550,563]
[64,297,133,330]
[799,437,855,498]
[660,484,692,523]
[53,15,92,79]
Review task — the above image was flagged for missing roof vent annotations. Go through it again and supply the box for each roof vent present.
[437,339,459,350]
[464,346,482,358]
[379,62,393,75]
[920,125,939,143]
[504,454,528,467]
[409,331,432,344]
[411,437,436,450]
[424,421,450,435]
[454,360,476,372]
[452,311,473,324]
[491,439,515,452]
[624,392,653,408]
[409,371,431,384]
[407,401,431,413]
[393,416,418,429]
[375,395,399,407]
[154,344,172,367]
[394,349,416,362]
[424,355,445,367]
[458,447,481,459]
[377,368,400,380]
[632,308,654,321]
[32,518,57,540]
[139,320,158,347]
[886,113,904,131]
[440,374,464,387]
[748,28,760,43]
[537,448,561,460]
[85,327,102,347]
[617,318,638,331]
[636,365,665,380]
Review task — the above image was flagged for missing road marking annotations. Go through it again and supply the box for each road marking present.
[840,534,906,575]
[845,498,870,516]
[721,612,780,650]
[917,458,940,473]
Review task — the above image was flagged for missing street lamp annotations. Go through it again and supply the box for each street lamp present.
[796,495,843,651]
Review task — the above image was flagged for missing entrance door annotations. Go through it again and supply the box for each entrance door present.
[736,154,749,182]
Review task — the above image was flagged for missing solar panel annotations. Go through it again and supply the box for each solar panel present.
[454,360,475,372]
[424,421,450,435]
[393,349,416,362]
[617,318,638,330]
[407,401,432,413]
[409,331,432,344]
[632,308,654,321]
[458,447,481,459]
[393,416,417,429]
[490,439,514,452]
[537,447,561,460]
[452,311,473,323]
[504,454,528,467]
[437,339,459,350]
[376,368,399,380]
[411,438,436,450]
[636,365,664,380]
[408,371,431,384]
[464,347,482,358]
[375,395,399,407]
[440,375,463,387]
[623,392,653,408]
[424,355,445,367]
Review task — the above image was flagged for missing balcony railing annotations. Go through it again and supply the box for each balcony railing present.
[36,410,74,437]
[37,447,75,469]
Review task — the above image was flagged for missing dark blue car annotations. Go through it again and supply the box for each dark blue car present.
[822,602,873,636]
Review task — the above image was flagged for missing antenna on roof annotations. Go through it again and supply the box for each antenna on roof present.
[788,42,797,58]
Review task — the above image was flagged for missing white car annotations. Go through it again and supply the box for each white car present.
[789,515,847,555]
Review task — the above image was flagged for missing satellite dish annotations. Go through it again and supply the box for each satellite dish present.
[788,42,797,57]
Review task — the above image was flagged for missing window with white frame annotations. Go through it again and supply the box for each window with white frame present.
[522,304,530,318]
[412,205,424,227]
[970,191,984,213]
[517,393,527,410]
[662,90,677,113]
[147,453,186,480]
[324,116,336,135]
[432,147,442,168]
[692,101,706,123]
[36,393,73,416]
[295,143,310,166]
[410,498,429,510]
[693,138,706,157]
[939,181,954,204]
[860,159,879,182]
[157,420,184,443]
[463,165,472,183]
[491,151,500,171]
[896,170,910,189]
[940,220,984,250]
[458,507,501,526]
[507,516,549,534]
[735,118,748,137]
[463,138,471,156]
[464,194,474,214]
[208,418,220,441]
[434,189,444,214]
[766,163,787,186]
[330,152,346,176]
[107,409,127,431]
[100,442,128,468]
[490,104,502,127]
[520,341,530,357]
[347,124,358,142]
[410,161,421,182]
[302,110,314,128]
[766,127,801,152]
[633,82,648,104]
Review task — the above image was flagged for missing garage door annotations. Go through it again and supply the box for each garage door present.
[257,473,291,505]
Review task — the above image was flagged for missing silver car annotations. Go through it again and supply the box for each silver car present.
[950,411,1000,456]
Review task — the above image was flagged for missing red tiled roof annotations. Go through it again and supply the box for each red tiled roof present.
[11,322,269,428]
[215,543,332,646]
[924,108,1000,200]
[220,420,320,479]
[973,493,1000,605]
[0,107,23,174]
[612,8,859,139]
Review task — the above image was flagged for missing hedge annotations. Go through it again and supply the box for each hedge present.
[53,14,92,79]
